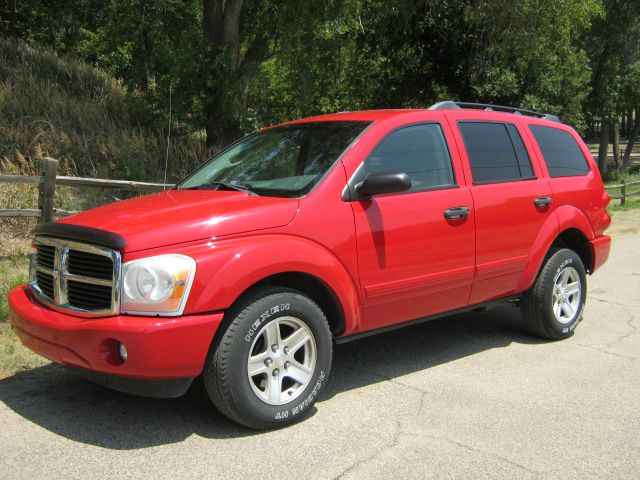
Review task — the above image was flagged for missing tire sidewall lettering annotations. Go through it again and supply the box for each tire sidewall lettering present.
[244,302,291,343]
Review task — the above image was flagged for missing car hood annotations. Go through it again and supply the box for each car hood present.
[58,190,299,252]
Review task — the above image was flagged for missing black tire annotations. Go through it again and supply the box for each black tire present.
[521,248,587,340]
[203,286,332,429]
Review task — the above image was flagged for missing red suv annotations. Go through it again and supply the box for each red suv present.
[9,101,611,429]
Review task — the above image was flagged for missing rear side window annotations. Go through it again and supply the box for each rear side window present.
[529,125,590,177]
[362,123,455,192]
[458,122,535,184]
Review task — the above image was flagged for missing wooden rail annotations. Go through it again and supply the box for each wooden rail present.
[0,157,171,222]
[604,180,640,206]
[2,157,637,220]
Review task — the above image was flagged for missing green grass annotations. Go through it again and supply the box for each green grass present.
[0,252,48,378]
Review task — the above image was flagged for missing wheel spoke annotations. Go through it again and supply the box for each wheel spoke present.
[266,372,282,403]
[562,301,575,318]
[554,301,563,319]
[285,360,312,385]
[264,320,280,347]
[559,269,571,286]
[283,327,311,354]
[565,281,580,296]
[248,352,268,377]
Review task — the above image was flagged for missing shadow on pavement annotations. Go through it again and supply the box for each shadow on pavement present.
[0,304,547,449]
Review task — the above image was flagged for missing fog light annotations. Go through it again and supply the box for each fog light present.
[118,343,128,362]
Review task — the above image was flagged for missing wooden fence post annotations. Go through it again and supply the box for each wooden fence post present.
[39,157,58,223]
[620,183,626,206]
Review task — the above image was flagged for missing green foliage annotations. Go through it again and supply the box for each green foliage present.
[250,0,602,132]
[1,0,638,168]
[584,0,640,116]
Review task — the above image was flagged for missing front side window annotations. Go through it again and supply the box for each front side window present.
[459,122,535,184]
[178,121,370,197]
[529,125,590,177]
[359,123,455,192]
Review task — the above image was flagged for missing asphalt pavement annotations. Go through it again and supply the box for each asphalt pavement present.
[1,230,638,479]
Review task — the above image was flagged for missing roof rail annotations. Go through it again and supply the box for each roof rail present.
[429,100,560,123]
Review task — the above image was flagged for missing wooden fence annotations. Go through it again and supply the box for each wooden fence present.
[1,157,638,222]
[0,157,171,223]
[604,180,640,206]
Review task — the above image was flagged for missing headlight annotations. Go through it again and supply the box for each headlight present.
[121,254,196,316]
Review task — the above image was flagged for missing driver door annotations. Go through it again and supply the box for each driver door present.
[349,122,476,331]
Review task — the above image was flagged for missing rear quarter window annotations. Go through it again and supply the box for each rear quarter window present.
[529,125,590,177]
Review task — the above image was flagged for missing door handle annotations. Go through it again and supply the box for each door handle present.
[443,206,470,219]
[534,196,552,207]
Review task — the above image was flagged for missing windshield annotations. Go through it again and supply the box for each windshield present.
[178,121,370,197]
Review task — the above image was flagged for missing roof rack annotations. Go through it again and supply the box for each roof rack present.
[429,101,561,123]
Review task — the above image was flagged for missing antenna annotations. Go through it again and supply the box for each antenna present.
[163,79,172,189]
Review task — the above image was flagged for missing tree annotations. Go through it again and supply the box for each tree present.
[584,0,640,176]
[252,0,600,132]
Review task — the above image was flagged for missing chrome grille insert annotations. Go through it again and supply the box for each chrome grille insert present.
[29,237,121,316]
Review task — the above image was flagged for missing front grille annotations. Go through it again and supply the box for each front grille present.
[35,270,54,299]
[67,280,113,310]
[31,238,121,315]
[37,245,55,270]
[67,250,114,281]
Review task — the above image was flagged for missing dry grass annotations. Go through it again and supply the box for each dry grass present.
[0,244,48,379]
[0,37,216,182]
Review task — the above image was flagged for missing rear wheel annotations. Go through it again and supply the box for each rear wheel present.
[521,248,587,340]
[203,287,332,429]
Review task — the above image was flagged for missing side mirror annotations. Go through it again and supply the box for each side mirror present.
[355,171,412,199]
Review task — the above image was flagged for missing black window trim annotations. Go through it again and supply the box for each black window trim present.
[343,121,459,202]
[528,124,591,178]
[457,120,539,186]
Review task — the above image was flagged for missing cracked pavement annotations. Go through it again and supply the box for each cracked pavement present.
[1,230,639,479]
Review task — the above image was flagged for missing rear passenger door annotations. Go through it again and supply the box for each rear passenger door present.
[450,119,554,304]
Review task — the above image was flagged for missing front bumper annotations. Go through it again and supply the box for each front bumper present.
[589,235,611,273]
[9,285,223,395]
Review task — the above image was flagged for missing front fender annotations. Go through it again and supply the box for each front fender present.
[183,234,362,335]
[517,205,594,292]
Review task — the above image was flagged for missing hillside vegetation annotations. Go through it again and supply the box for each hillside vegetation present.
[0,37,213,181]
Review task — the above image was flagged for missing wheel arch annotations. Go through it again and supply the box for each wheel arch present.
[185,235,362,336]
[233,271,347,336]
[518,206,595,292]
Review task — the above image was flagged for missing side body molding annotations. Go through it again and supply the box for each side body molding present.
[183,235,363,335]
[517,205,594,292]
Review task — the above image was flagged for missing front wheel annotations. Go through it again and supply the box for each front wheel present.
[521,248,587,340]
[203,287,332,429]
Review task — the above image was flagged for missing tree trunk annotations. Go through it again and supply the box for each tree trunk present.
[203,0,223,45]
[622,109,640,171]
[613,121,621,170]
[138,0,153,90]
[8,0,17,37]
[201,0,247,147]
[597,118,610,178]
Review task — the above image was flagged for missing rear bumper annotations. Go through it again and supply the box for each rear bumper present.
[589,235,611,273]
[9,285,223,386]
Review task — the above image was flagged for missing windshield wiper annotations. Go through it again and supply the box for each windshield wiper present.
[182,182,258,195]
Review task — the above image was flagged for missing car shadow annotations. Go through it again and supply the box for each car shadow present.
[0,304,547,449]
